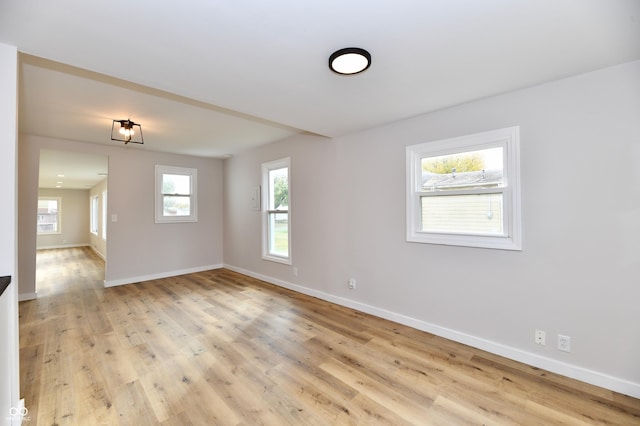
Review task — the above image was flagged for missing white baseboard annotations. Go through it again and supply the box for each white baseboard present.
[18,292,37,301]
[36,243,89,250]
[104,264,224,288]
[90,246,106,261]
[224,264,640,399]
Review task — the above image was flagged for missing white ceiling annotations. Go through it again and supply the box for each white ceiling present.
[19,55,302,159]
[39,149,108,190]
[1,0,639,186]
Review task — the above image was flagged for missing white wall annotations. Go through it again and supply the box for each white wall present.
[224,60,640,397]
[36,188,90,249]
[0,42,20,425]
[18,136,224,295]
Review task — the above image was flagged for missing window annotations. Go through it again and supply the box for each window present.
[90,195,99,235]
[262,157,291,264]
[406,126,521,250]
[155,165,198,223]
[37,197,61,235]
[102,191,107,240]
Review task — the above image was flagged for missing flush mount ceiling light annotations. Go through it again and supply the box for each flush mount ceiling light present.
[111,119,144,144]
[329,47,371,75]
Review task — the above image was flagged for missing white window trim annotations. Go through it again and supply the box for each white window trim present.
[262,157,292,265]
[37,196,62,235]
[155,165,198,224]
[90,195,99,235]
[102,190,107,241]
[406,126,522,250]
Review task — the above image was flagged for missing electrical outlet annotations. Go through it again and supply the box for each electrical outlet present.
[293,267,298,276]
[535,329,546,345]
[348,278,356,289]
[558,335,571,352]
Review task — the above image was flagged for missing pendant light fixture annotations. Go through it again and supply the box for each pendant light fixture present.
[329,47,371,75]
[111,119,144,144]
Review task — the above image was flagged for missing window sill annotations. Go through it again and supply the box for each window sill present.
[407,231,521,251]
[262,254,292,265]
[155,217,198,224]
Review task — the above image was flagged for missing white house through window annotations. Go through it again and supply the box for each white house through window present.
[37,197,61,235]
[406,126,521,250]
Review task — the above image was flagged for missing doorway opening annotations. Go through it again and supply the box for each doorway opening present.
[36,149,108,294]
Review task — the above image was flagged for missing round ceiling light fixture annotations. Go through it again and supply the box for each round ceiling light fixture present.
[329,47,371,75]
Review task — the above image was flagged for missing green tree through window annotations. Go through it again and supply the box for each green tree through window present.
[273,175,288,209]
[422,153,485,174]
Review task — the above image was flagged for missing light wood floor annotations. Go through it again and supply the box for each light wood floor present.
[19,248,640,425]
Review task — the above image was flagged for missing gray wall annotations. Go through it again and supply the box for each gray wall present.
[18,136,224,295]
[36,188,90,249]
[224,60,640,397]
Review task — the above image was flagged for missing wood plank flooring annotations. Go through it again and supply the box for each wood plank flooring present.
[19,247,640,425]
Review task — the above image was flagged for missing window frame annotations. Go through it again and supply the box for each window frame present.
[102,190,107,240]
[155,165,198,224]
[261,157,292,264]
[90,195,99,235]
[406,126,522,250]
[37,196,62,235]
